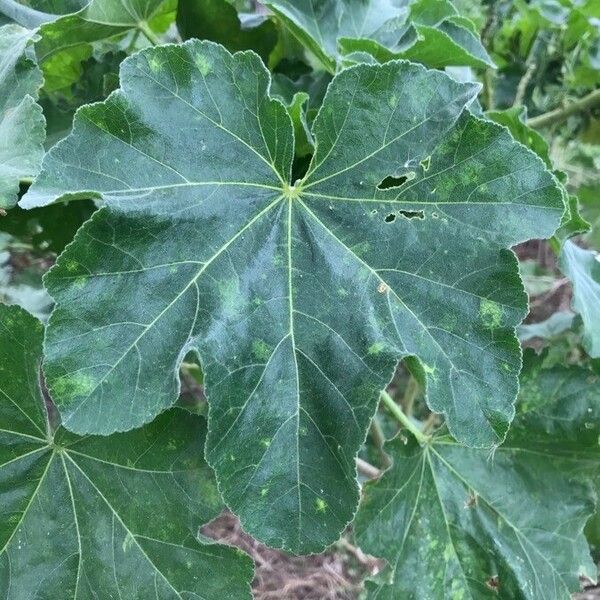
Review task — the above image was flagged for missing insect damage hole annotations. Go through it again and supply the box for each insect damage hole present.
[383,210,424,223]
[376,171,415,190]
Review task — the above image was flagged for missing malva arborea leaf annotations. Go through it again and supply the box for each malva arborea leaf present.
[21,41,563,552]
[353,351,598,599]
[0,303,253,598]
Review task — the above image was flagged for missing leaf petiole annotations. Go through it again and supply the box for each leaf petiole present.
[380,390,431,445]
[138,21,161,46]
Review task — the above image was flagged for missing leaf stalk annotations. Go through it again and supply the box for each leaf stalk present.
[138,21,161,46]
[380,390,430,445]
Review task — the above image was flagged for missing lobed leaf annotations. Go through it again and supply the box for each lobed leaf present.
[0,303,253,599]
[21,41,563,552]
[354,353,598,599]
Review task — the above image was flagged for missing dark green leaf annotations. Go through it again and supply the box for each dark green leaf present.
[177,0,278,63]
[354,354,598,599]
[0,303,253,598]
[0,25,45,209]
[21,42,562,551]
[486,106,551,167]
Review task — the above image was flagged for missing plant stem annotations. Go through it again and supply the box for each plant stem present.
[380,390,430,445]
[356,457,381,479]
[513,61,536,108]
[138,21,161,46]
[369,415,391,467]
[484,70,495,111]
[127,29,141,53]
[548,235,561,255]
[402,375,419,417]
[528,89,600,129]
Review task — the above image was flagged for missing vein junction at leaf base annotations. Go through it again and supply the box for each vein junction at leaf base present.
[21,40,564,553]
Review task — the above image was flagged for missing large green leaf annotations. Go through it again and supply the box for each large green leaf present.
[0,303,253,598]
[266,0,494,71]
[354,354,598,599]
[560,240,600,358]
[0,25,45,210]
[21,42,563,552]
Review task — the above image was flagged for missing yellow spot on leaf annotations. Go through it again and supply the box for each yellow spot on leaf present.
[195,54,211,76]
[480,298,503,329]
[315,498,327,513]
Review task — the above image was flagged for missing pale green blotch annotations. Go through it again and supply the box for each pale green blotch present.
[195,53,212,76]
[443,543,454,562]
[422,363,437,379]
[260,438,271,448]
[480,298,503,329]
[198,477,221,506]
[252,339,271,362]
[388,94,397,108]
[148,56,162,73]
[315,498,327,513]
[351,241,371,256]
[51,373,96,403]
[260,487,269,497]
[450,580,466,600]
[65,259,79,273]
[73,276,87,289]
[368,341,386,355]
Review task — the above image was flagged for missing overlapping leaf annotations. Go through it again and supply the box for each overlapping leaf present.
[560,240,600,358]
[0,0,86,28]
[177,0,278,62]
[354,353,598,599]
[36,0,172,91]
[0,25,45,209]
[22,41,563,552]
[0,303,253,598]
[266,0,494,71]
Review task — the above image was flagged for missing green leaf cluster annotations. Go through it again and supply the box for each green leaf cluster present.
[0,0,599,597]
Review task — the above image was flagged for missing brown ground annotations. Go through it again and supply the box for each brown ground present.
[202,512,380,599]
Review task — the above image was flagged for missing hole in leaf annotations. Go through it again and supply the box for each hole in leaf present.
[384,213,396,223]
[376,171,415,190]
[398,210,424,220]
